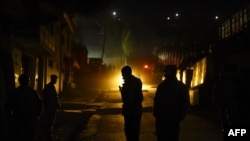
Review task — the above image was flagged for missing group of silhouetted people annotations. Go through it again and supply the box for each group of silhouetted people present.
[5,64,190,141]
[119,65,190,141]
[6,74,60,141]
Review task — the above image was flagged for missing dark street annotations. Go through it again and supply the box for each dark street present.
[51,86,223,141]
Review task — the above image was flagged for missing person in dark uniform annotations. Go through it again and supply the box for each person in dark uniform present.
[6,74,42,141]
[153,65,190,141]
[119,65,144,141]
[42,74,61,141]
[212,71,239,128]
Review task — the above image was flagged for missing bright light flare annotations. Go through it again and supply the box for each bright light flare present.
[118,76,124,86]
[142,84,151,91]
[108,72,124,90]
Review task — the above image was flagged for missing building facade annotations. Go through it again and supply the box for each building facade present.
[12,12,77,95]
[187,2,250,108]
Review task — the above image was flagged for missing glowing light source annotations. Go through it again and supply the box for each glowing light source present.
[108,71,124,90]
[190,57,206,87]
[15,73,19,87]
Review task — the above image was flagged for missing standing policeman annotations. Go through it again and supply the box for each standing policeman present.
[6,74,42,141]
[153,65,190,141]
[119,65,143,141]
[42,74,61,141]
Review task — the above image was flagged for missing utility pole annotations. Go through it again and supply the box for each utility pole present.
[101,25,107,61]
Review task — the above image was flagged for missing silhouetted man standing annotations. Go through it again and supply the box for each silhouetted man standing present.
[119,65,143,141]
[7,74,42,141]
[42,74,61,141]
[212,71,239,128]
[153,65,190,141]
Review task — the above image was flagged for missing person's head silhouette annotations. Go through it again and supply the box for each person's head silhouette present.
[164,65,177,78]
[18,74,30,86]
[121,65,132,78]
[50,74,58,84]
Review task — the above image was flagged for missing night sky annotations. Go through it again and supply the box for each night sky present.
[108,1,246,25]
[78,0,248,65]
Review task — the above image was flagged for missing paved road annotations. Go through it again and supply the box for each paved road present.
[68,89,223,141]
[77,113,223,141]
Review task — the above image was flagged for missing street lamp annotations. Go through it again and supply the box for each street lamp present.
[113,11,117,17]
[101,11,118,61]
